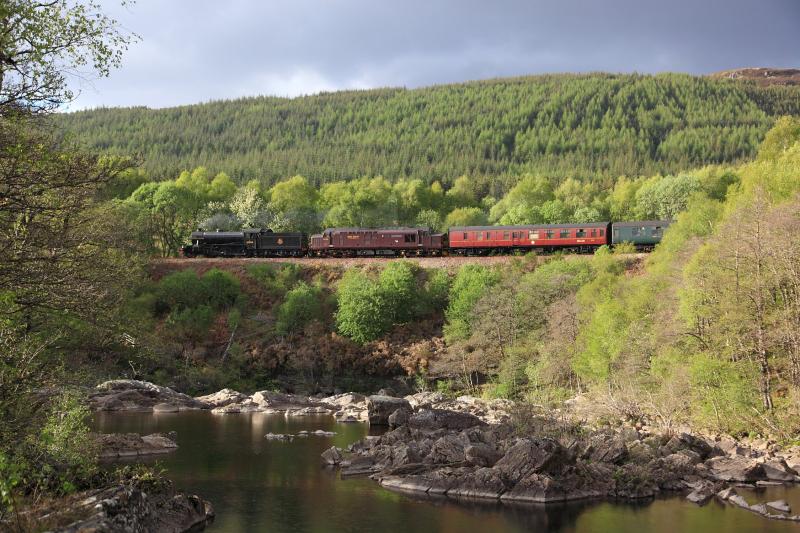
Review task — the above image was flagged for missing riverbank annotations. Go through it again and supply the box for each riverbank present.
[82,380,800,526]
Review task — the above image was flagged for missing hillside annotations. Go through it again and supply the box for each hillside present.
[59,73,800,190]
[711,67,800,87]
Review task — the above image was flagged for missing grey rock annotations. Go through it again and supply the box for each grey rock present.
[321,446,343,465]
[494,438,571,484]
[705,455,766,482]
[464,443,502,467]
[767,499,791,513]
[95,432,178,460]
[761,459,798,481]
[429,433,470,464]
[408,408,486,432]
[685,480,723,505]
[366,395,412,426]
[388,408,410,429]
[90,380,210,412]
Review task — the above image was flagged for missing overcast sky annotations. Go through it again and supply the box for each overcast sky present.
[69,0,800,110]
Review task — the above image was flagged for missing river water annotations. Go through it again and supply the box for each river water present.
[93,411,800,533]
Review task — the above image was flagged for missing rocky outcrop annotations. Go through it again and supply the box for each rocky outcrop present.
[195,388,249,408]
[366,395,412,425]
[49,483,213,532]
[95,432,179,460]
[326,402,800,510]
[90,380,210,412]
[705,455,766,482]
[717,487,800,521]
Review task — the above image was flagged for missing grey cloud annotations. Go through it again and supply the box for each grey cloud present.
[70,0,800,109]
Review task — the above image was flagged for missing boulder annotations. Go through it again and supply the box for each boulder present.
[321,392,366,408]
[195,388,248,408]
[428,433,470,464]
[45,482,213,533]
[685,480,724,505]
[321,446,343,465]
[404,391,446,409]
[767,500,791,513]
[705,455,766,482]
[408,409,486,432]
[494,438,571,484]
[388,408,410,429]
[588,436,628,465]
[445,467,507,499]
[366,395,412,426]
[761,458,799,481]
[95,432,178,460]
[252,390,311,408]
[677,433,714,460]
[90,380,210,412]
[464,444,502,467]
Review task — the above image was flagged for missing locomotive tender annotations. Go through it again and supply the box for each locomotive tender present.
[182,220,670,258]
[182,228,307,258]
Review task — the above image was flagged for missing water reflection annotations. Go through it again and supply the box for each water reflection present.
[93,412,800,533]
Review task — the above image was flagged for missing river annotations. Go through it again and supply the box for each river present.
[93,411,800,532]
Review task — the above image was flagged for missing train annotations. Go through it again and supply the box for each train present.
[181,220,670,258]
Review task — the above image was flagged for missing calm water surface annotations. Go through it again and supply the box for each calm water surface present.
[93,412,800,533]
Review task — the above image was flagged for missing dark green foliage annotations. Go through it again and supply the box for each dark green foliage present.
[165,305,215,344]
[378,261,420,323]
[335,263,447,343]
[335,271,391,344]
[155,268,240,314]
[422,269,451,313]
[59,74,799,188]
[202,269,241,310]
[276,282,324,335]
[247,263,301,296]
[444,265,500,341]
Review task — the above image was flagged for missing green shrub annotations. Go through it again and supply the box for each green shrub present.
[444,265,499,341]
[335,271,391,344]
[378,261,419,323]
[690,354,760,435]
[165,305,215,343]
[155,269,200,312]
[155,268,239,314]
[276,282,323,335]
[247,263,300,295]
[201,268,240,310]
[423,269,450,313]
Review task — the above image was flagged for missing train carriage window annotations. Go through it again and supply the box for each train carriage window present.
[591,229,597,237]
[545,230,554,239]
[530,231,539,239]
[512,232,519,239]
[503,231,510,240]
[653,226,662,237]
[632,227,640,236]
[559,229,570,238]
[477,232,484,241]
[404,234,416,243]
[600,229,604,237]
[577,229,586,237]
[485,231,491,240]
[463,232,468,240]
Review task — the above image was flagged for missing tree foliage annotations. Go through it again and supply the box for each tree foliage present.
[59,74,800,186]
[0,0,135,113]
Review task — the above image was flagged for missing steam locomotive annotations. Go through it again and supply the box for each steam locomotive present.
[181,220,670,258]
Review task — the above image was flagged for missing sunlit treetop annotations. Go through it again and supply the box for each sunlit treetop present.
[0,0,138,114]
